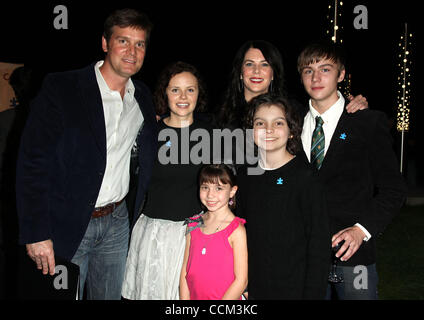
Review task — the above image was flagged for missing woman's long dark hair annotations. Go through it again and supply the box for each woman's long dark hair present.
[218,40,287,129]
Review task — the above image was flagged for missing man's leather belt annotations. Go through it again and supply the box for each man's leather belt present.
[92,199,124,218]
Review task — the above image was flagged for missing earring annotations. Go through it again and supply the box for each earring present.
[229,198,234,206]
[238,78,244,93]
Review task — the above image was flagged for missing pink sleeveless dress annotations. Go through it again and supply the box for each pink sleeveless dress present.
[185,216,246,300]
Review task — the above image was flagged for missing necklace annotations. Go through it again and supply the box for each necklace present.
[201,211,231,255]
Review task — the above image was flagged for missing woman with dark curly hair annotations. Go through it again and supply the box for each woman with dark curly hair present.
[237,93,331,299]
[122,61,214,300]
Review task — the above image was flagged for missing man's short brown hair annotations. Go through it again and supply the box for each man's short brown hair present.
[103,8,153,45]
[297,41,346,75]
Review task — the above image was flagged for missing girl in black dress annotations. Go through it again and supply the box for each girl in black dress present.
[122,61,213,300]
[237,93,331,299]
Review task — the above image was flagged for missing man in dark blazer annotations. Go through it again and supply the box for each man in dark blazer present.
[297,42,406,299]
[16,9,158,299]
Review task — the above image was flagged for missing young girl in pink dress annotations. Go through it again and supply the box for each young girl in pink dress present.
[179,164,248,300]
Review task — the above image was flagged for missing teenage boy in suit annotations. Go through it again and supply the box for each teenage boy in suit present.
[297,42,406,299]
[16,9,158,299]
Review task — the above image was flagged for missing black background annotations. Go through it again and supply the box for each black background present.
[1,0,422,182]
[0,0,423,303]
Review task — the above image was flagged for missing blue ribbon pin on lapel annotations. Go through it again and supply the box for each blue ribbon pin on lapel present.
[339,133,347,140]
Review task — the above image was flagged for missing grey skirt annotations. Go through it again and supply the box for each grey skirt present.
[121,214,186,300]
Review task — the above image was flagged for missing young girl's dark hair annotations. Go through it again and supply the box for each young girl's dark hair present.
[198,164,237,210]
[244,93,302,156]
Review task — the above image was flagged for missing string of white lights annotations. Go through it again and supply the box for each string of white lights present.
[326,1,351,97]
[396,23,412,133]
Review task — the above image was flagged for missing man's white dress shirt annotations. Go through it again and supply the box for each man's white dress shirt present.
[94,60,144,207]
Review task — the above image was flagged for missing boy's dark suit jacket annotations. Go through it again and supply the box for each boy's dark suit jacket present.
[300,106,407,267]
[16,63,158,261]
